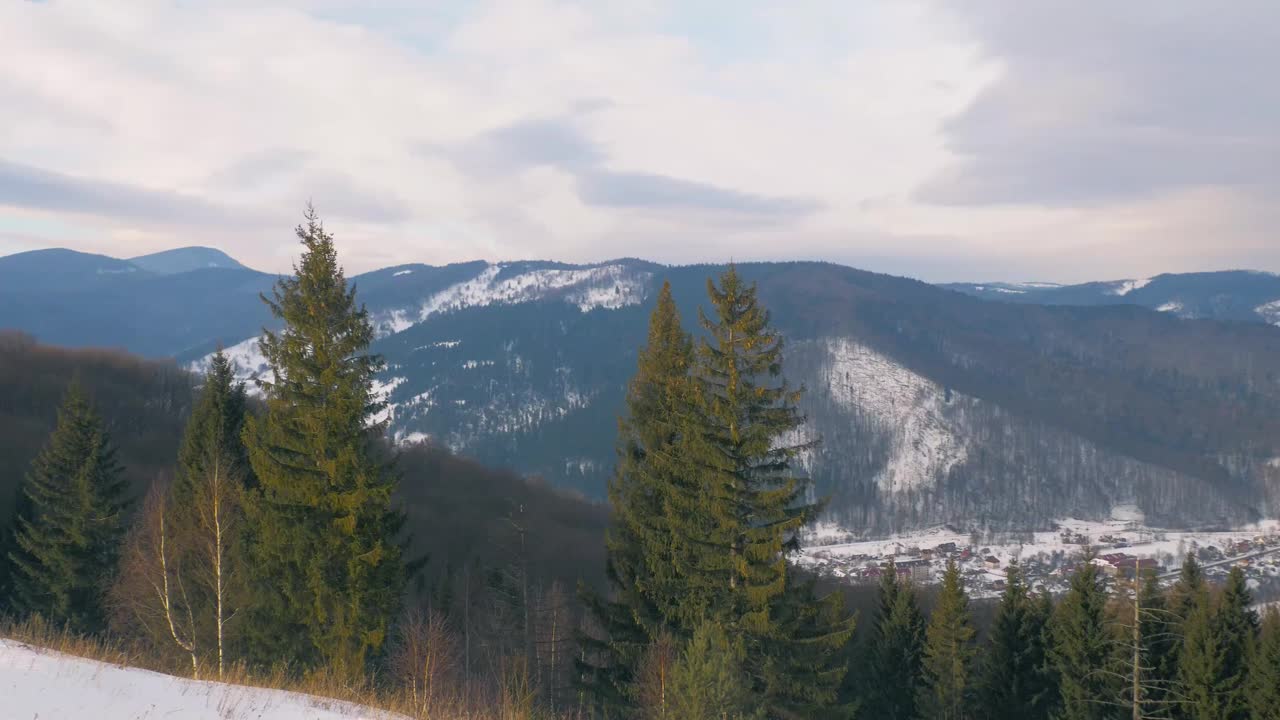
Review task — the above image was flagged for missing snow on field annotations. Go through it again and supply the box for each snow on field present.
[0,639,404,720]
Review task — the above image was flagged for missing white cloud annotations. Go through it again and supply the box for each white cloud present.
[1,0,1277,282]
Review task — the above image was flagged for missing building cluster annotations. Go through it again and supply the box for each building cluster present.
[801,529,1280,599]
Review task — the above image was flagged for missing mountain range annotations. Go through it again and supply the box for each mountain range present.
[3,246,1280,533]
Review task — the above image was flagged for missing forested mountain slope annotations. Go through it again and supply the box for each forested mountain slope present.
[4,247,1280,532]
[0,333,606,594]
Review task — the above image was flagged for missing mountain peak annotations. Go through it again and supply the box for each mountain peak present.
[128,246,247,275]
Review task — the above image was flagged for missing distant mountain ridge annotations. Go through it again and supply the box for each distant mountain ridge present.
[944,270,1280,325]
[128,246,246,274]
[3,247,1280,532]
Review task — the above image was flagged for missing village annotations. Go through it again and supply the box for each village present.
[798,517,1280,600]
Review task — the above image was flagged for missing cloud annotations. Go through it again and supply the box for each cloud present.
[576,169,819,217]
[452,115,820,220]
[0,158,269,228]
[919,1,1280,207]
[2,0,1277,282]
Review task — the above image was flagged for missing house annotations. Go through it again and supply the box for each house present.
[935,542,958,554]
[1112,557,1158,576]
[899,559,932,583]
[984,556,1001,571]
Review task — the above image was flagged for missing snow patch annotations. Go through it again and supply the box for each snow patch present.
[1157,301,1184,314]
[821,338,968,493]
[1255,299,1280,326]
[188,336,269,395]
[991,287,1026,294]
[0,639,406,719]
[370,263,650,336]
[1111,277,1153,295]
[393,269,412,277]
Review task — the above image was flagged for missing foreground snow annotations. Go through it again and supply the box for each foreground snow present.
[0,638,405,720]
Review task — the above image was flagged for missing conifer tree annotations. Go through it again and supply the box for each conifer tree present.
[7,381,127,633]
[1179,591,1227,720]
[864,563,926,720]
[668,266,853,717]
[978,561,1053,720]
[1247,609,1280,720]
[1213,567,1257,720]
[666,620,762,720]
[918,560,975,720]
[242,207,405,677]
[580,281,693,711]
[1049,557,1114,720]
[1136,570,1179,717]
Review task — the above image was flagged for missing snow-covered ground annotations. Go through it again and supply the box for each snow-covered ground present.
[0,638,405,719]
[799,513,1280,598]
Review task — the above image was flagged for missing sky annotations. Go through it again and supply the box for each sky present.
[2,0,1278,283]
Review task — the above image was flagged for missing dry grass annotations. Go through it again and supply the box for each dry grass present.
[0,616,578,720]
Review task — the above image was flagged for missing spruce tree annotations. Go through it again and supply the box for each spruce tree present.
[978,562,1053,720]
[666,620,762,720]
[1049,556,1114,720]
[918,560,975,720]
[580,281,693,712]
[7,381,127,633]
[1247,609,1280,720]
[175,349,251,506]
[864,563,926,720]
[1136,570,1179,717]
[242,207,405,676]
[1179,591,1227,720]
[1213,567,1257,720]
[668,266,853,717]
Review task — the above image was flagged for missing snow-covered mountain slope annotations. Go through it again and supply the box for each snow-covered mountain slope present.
[155,259,1280,532]
[0,639,403,720]
[369,261,651,336]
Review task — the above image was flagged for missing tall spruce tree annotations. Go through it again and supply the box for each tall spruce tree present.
[668,266,853,717]
[242,207,405,676]
[6,381,127,633]
[978,562,1053,720]
[864,563,926,720]
[1049,556,1115,720]
[1247,609,1280,720]
[580,281,693,712]
[1213,567,1257,720]
[917,560,975,720]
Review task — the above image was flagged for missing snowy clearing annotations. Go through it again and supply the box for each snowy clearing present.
[0,638,405,720]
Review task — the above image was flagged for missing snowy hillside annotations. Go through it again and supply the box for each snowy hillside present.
[0,638,404,720]
[171,259,1280,531]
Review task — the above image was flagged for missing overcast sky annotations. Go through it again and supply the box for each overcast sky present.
[2,1,1278,282]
